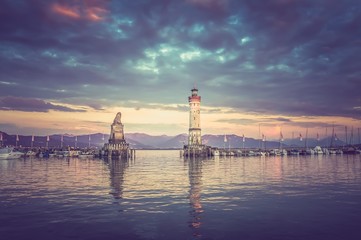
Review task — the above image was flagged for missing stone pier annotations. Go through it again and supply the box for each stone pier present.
[183,144,212,158]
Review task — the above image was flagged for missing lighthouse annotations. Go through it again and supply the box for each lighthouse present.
[183,86,212,157]
[188,87,202,146]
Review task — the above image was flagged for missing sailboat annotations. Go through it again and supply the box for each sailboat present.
[304,128,314,155]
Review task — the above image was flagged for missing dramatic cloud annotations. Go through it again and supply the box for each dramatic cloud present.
[0,96,85,112]
[0,0,360,135]
[51,1,109,22]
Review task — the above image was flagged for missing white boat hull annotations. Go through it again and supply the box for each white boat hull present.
[0,147,23,159]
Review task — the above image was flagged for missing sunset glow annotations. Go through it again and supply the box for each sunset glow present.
[51,2,107,21]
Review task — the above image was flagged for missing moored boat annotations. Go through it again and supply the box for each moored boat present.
[26,150,37,157]
[314,146,323,155]
[211,149,220,156]
[329,149,337,154]
[269,149,281,156]
[0,147,24,159]
[289,149,300,155]
[336,149,343,154]
[78,151,94,158]
[280,149,287,156]
[306,149,315,155]
[343,147,358,154]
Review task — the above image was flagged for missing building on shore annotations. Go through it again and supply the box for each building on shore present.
[102,112,132,159]
[183,87,212,157]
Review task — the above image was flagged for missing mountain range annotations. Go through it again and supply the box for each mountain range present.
[0,131,349,149]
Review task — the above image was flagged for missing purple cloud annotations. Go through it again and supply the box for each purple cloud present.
[0,0,359,120]
[0,96,85,112]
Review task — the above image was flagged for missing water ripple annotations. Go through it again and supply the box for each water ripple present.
[1,151,361,239]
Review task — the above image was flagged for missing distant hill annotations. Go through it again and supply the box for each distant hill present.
[0,131,349,149]
[159,134,188,148]
[126,133,173,148]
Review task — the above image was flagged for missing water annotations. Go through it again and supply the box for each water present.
[1,151,361,240]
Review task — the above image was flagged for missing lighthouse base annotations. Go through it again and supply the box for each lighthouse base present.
[183,144,212,158]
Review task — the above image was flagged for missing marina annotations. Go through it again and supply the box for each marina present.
[0,143,360,161]
[206,145,361,157]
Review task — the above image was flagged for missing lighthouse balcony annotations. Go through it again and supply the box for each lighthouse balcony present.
[188,96,201,102]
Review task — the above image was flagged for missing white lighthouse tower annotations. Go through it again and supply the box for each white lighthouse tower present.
[183,86,211,157]
[188,87,202,146]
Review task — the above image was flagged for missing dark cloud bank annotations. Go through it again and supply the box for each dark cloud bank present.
[0,0,360,118]
[0,96,85,112]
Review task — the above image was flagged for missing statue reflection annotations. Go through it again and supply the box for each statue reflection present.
[105,158,129,200]
[187,157,204,238]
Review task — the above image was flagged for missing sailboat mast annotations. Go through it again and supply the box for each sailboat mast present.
[349,126,354,146]
[279,130,283,150]
[264,136,267,151]
[242,134,245,150]
[229,137,230,151]
[258,124,261,149]
[330,125,334,148]
[223,134,225,150]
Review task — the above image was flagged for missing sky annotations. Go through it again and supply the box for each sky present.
[0,0,360,140]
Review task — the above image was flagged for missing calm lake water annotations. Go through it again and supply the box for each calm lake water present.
[1,150,361,240]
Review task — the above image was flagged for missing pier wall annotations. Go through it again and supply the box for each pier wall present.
[183,144,213,157]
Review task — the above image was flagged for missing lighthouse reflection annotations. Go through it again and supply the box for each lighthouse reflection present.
[187,157,204,238]
[105,158,129,199]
